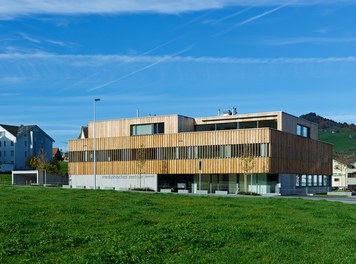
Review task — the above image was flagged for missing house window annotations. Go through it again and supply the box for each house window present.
[3,141,5,147]
[130,123,164,136]
[297,124,310,138]
[25,141,27,147]
[11,150,14,157]
[25,151,27,157]
[11,141,14,146]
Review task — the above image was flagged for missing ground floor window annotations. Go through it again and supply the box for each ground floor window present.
[157,173,279,195]
[295,174,331,187]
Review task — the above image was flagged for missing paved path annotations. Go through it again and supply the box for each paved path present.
[275,195,356,205]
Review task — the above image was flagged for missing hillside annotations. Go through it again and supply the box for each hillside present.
[300,113,356,155]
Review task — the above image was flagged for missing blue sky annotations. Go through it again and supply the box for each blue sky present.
[1,0,356,151]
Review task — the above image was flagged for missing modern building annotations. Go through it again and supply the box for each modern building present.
[68,111,332,195]
[0,124,54,172]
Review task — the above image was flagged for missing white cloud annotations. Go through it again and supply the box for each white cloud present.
[262,37,356,46]
[0,0,355,19]
[0,76,29,84]
[2,52,356,65]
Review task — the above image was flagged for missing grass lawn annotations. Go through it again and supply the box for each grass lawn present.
[0,174,11,185]
[1,187,356,263]
[319,126,356,155]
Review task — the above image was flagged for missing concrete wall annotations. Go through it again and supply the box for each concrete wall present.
[69,174,158,191]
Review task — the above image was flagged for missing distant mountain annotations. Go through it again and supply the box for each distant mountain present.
[300,112,356,131]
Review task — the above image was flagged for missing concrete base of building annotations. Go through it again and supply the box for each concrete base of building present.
[69,174,158,191]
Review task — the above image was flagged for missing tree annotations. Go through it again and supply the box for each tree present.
[241,144,255,194]
[26,152,60,174]
[136,144,146,188]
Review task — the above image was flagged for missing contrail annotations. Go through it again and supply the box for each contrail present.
[210,7,251,25]
[87,45,193,92]
[214,2,295,37]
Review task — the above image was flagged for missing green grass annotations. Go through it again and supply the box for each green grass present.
[0,174,11,185]
[319,126,356,154]
[1,187,356,263]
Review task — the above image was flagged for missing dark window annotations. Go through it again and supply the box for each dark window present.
[216,122,238,130]
[195,124,216,131]
[259,120,277,129]
[239,121,258,129]
[297,124,310,138]
[130,123,164,136]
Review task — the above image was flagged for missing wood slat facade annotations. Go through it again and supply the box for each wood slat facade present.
[69,128,332,176]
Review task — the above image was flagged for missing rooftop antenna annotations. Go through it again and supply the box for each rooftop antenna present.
[232,107,237,115]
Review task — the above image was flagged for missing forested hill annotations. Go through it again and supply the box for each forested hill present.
[300,112,356,131]
[300,113,356,155]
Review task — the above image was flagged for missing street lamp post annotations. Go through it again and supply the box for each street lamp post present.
[93,98,100,189]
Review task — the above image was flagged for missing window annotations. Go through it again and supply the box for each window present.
[195,124,216,131]
[11,141,14,146]
[11,150,14,157]
[3,141,5,147]
[25,141,27,147]
[301,175,307,186]
[25,151,27,157]
[130,123,164,136]
[239,121,258,129]
[259,120,278,129]
[313,175,318,186]
[297,124,310,138]
[307,175,313,186]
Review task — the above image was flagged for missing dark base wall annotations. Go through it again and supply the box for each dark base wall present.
[280,174,332,195]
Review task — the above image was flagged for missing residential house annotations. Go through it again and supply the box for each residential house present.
[52,148,63,161]
[332,157,356,191]
[0,124,54,172]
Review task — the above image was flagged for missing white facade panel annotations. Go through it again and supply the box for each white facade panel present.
[69,174,158,191]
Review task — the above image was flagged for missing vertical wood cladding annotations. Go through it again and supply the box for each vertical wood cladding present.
[69,128,332,176]
[269,130,332,175]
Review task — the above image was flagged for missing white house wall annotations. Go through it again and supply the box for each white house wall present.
[0,126,16,168]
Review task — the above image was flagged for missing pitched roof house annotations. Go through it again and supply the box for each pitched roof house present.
[0,124,54,172]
